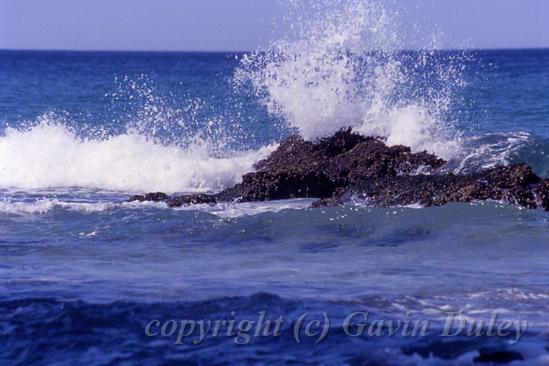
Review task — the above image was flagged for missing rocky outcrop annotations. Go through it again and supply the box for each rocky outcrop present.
[314,164,546,208]
[128,129,549,211]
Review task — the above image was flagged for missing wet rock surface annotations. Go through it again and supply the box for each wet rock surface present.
[129,192,216,208]
[315,164,547,209]
[128,129,549,211]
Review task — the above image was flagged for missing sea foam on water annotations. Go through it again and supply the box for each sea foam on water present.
[0,117,274,193]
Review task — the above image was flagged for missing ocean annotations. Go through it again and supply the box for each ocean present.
[1,6,549,365]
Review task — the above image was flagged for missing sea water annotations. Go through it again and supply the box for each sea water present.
[1,1,548,364]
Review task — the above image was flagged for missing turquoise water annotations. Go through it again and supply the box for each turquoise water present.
[0,47,548,365]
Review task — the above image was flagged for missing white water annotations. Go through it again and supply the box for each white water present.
[0,1,528,194]
[0,121,274,193]
[0,196,314,218]
[235,0,466,159]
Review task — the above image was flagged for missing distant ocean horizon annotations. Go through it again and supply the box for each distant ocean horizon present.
[3,46,549,52]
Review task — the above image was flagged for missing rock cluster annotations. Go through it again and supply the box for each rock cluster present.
[128,129,549,211]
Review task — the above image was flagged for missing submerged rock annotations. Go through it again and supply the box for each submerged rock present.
[129,192,169,203]
[128,129,549,211]
[474,348,524,364]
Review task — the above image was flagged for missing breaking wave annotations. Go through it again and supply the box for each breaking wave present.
[0,118,274,193]
[0,0,546,194]
[235,0,468,159]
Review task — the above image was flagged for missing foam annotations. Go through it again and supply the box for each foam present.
[235,0,465,159]
[0,198,127,215]
[0,196,313,218]
[0,121,274,193]
[452,132,533,173]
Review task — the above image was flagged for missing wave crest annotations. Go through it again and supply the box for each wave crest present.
[0,118,274,193]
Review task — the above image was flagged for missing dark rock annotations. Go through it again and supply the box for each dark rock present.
[128,192,216,208]
[217,170,341,202]
[165,194,217,208]
[474,348,524,363]
[127,129,549,211]
[254,128,445,185]
[540,179,549,209]
[218,128,445,203]
[128,192,169,203]
[317,164,545,209]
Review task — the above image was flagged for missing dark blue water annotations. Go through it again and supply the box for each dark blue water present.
[0,48,548,365]
[0,50,283,150]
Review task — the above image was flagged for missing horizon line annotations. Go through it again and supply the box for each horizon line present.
[1,46,549,54]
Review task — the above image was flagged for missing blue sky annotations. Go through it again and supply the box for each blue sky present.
[0,0,548,51]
